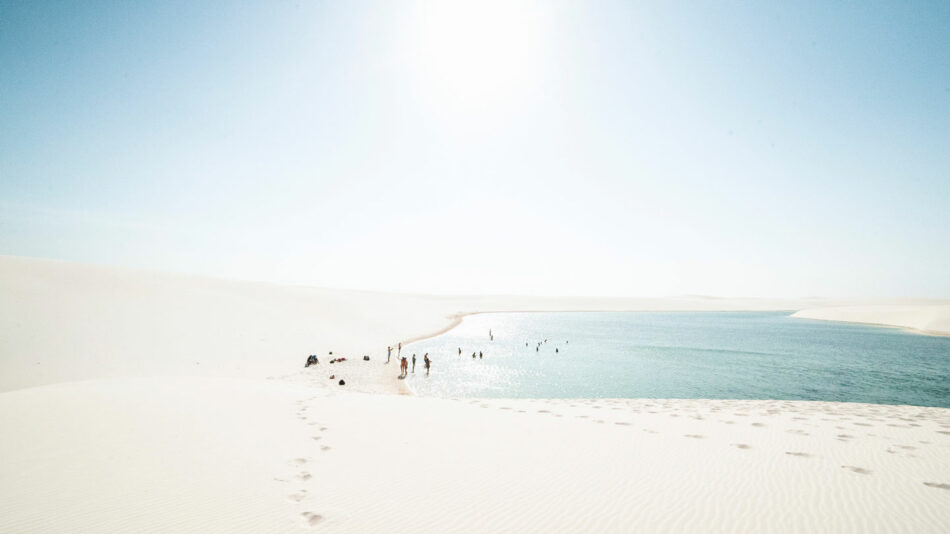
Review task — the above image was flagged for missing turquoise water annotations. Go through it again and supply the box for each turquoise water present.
[403,312,950,407]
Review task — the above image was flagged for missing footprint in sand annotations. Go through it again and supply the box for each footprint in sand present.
[312,436,322,441]
[537,410,550,414]
[684,434,704,439]
[301,512,324,527]
[936,430,950,435]
[841,465,871,475]
[319,427,328,432]
[785,452,812,458]
[320,445,331,452]
[788,429,809,436]
[751,422,766,427]
[923,482,950,491]
[297,472,312,481]
[288,490,308,502]
[731,443,751,450]
[614,422,632,426]
[292,458,309,465]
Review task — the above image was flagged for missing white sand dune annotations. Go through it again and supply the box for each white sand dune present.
[2,256,950,533]
[793,305,950,336]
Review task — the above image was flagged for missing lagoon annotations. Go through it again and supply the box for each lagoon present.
[405,311,950,407]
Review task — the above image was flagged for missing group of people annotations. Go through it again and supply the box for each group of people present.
[527,338,565,353]
[458,347,484,360]
[398,352,431,377]
[303,350,351,368]
[306,329,568,384]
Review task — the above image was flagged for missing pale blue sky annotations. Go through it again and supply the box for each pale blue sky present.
[1,1,948,297]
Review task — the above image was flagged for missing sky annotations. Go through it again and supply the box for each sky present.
[1,0,948,297]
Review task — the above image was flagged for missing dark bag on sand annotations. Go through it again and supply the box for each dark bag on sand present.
[338,379,346,386]
[363,355,370,361]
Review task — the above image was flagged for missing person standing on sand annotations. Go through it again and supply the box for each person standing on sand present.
[398,342,402,356]
[424,354,431,376]
[472,352,476,359]
[479,351,483,359]
[412,354,416,373]
[400,357,408,377]
[387,346,392,363]
[458,347,461,356]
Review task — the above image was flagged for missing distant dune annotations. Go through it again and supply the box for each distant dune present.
[793,305,950,336]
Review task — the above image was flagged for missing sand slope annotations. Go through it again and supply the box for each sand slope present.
[0,377,316,533]
[793,305,950,336]
[4,380,949,533]
[2,256,950,533]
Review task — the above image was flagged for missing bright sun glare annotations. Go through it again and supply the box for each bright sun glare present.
[413,1,550,115]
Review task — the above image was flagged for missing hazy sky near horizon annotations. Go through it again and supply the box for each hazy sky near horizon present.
[1,1,948,297]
